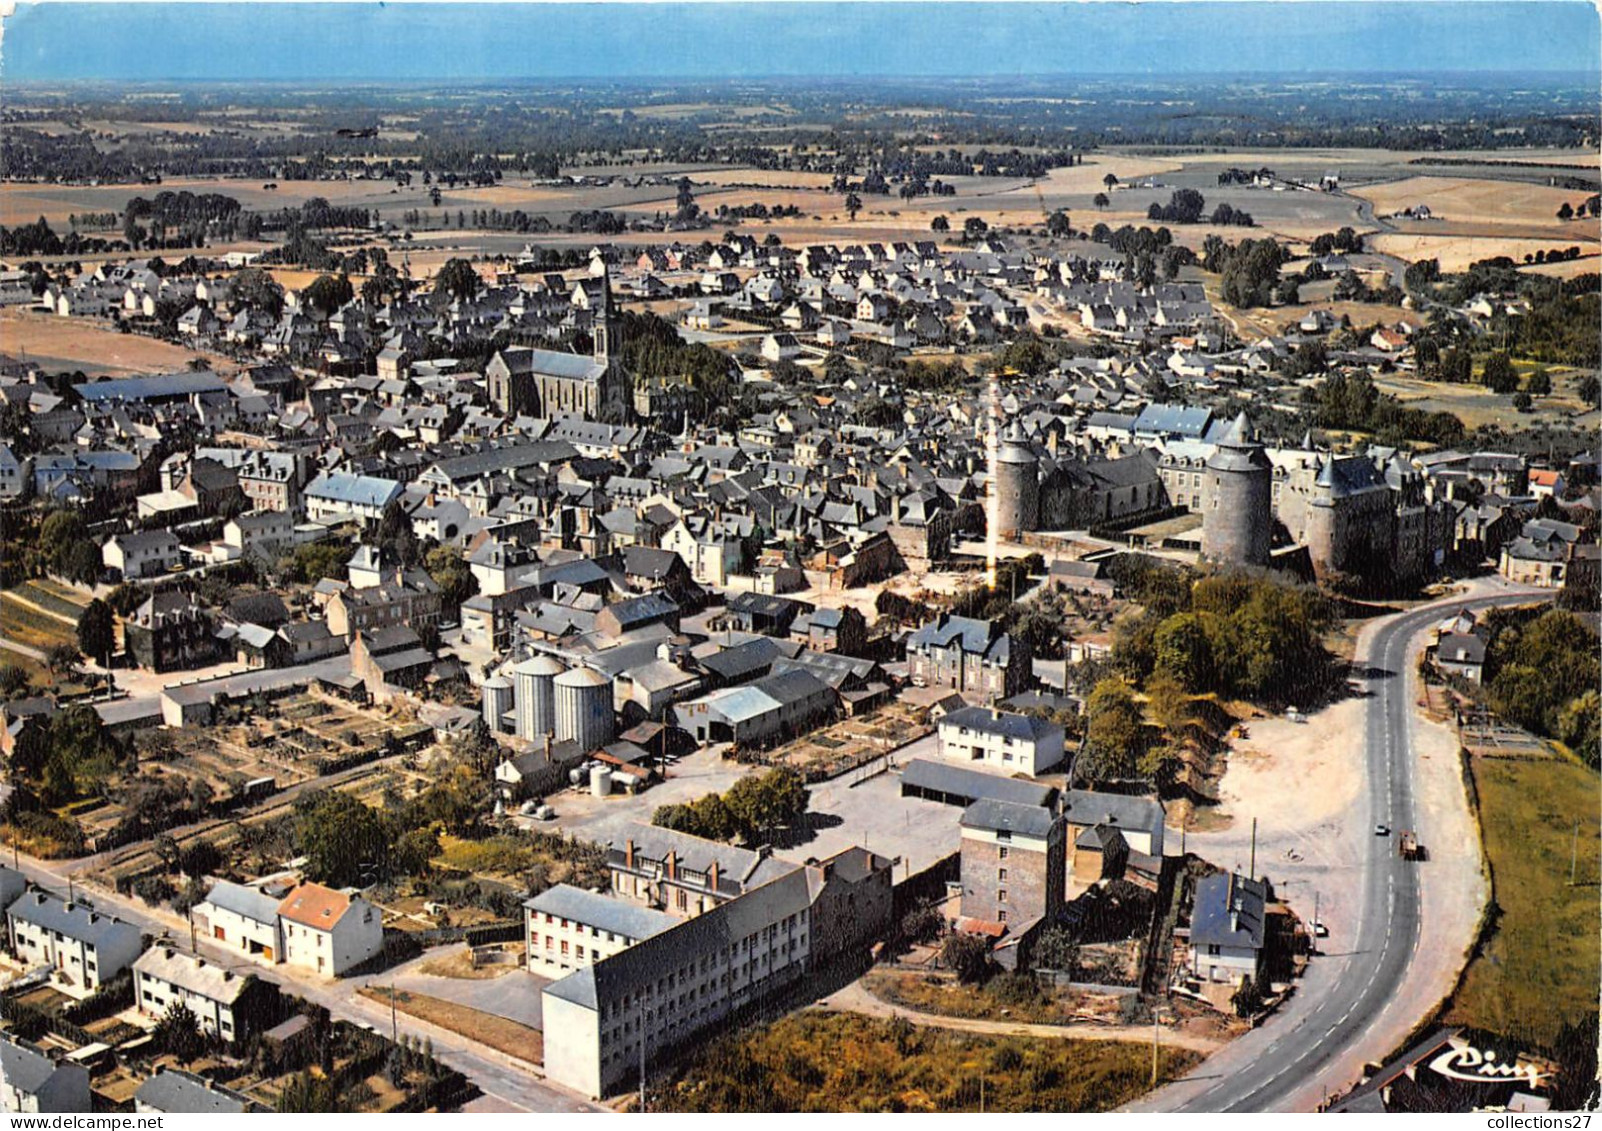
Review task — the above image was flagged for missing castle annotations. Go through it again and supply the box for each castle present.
[996,410,1454,588]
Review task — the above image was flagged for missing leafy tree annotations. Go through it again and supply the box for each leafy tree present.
[1526,367,1552,396]
[424,544,477,613]
[1580,375,1601,406]
[434,257,480,302]
[1103,173,1119,190]
[373,499,419,566]
[155,1001,206,1062]
[941,932,993,984]
[233,266,284,318]
[963,216,989,237]
[277,1070,348,1114]
[1093,192,1110,210]
[1083,678,1144,781]
[43,643,80,677]
[1558,201,1575,220]
[301,273,353,315]
[1046,210,1072,238]
[77,598,115,668]
[1031,925,1080,974]
[1152,612,1214,693]
[1481,351,1519,394]
[844,193,862,222]
[930,215,949,232]
[297,791,390,888]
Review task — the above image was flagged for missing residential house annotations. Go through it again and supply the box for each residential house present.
[6,890,144,1000]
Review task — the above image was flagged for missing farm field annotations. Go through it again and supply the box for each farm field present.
[1352,175,1587,229]
[0,308,232,375]
[1366,233,1599,273]
[1371,368,1595,430]
[652,1011,1200,1112]
[1444,756,1600,1050]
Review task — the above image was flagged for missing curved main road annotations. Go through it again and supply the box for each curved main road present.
[1153,586,1546,1113]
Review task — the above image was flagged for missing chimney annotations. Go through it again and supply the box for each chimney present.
[626,839,636,868]
[708,861,721,890]
[666,850,678,880]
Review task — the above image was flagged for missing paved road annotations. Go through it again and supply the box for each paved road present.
[1151,586,1547,1113]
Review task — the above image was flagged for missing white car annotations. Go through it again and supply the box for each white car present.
[1375,824,1390,836]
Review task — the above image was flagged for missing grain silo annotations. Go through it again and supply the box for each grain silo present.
[512,654,565,741]
[554,665,614,752]
[480,675,513,733]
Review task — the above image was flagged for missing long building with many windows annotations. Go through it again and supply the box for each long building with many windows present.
[541,845,893,1098]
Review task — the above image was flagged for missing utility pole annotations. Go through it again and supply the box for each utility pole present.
[1248,817,1257,880]
[1571,820,1580,886]
[1312,890,1320,954]
[188,908,197,952]
[391,980,398,1044]
[1151,1011,1160,1087]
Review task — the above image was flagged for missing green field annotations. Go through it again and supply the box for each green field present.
[1446,756,1602,1049]
[653,1011,1198,1113]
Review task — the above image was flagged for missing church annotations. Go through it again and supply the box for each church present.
[486,272,630,422]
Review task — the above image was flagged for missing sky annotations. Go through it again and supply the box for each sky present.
[2,1,1599,82]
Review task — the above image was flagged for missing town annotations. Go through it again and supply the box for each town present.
[0,5,1598,1118]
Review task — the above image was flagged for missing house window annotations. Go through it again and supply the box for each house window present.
[998,910,1008,923]
[998,846,1009,859]
[998,889,1008,903]
[998,869,1008,882]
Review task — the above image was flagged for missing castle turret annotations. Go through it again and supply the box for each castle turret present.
[1200,411,1273,567]
[993,424,1040,538]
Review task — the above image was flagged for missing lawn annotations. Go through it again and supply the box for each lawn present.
[1445,756,1601,1049]
[359,987,543,1066]
[653,1012,1199,1112]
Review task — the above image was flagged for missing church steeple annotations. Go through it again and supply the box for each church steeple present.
[593,268,614,363]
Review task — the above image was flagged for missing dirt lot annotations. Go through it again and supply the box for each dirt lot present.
[0,308,233,376]
[360,986,544,1067]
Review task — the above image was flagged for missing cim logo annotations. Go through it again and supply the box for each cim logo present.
[1428,1044,1552,1089]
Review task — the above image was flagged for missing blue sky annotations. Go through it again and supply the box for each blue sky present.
[3,2,1598,81]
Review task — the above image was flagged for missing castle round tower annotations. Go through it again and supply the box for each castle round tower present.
[1200,411,1273,567]
[994,426,1040,539]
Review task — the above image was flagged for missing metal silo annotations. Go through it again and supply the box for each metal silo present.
[513,654,565,741]
[554,665,614,752]
[481,675,513,733]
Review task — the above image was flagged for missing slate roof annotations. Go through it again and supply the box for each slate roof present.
[941,705,1059,743]
[523,884,677,942]
[899,758,1057,808]
[134,1069,250,1114]
[544,867,814,1011]
[304,471,402,509]
[7,890,141,949]
[1061,789,1164,838]
[961,798,1058,838]
[132,947,259,1004]
[1190,871,1267,950]
[0,1034,74,1097]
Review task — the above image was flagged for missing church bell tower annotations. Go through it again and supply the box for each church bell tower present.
[593,269,614,363]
